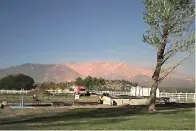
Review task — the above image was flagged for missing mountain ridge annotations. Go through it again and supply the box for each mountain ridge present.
[0,63,82,83]
[0,62,194,89]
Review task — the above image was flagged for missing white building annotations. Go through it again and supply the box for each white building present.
[129,86,160,97]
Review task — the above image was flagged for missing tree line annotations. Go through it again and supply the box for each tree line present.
[0,74,139,91]
[0,74,194,93]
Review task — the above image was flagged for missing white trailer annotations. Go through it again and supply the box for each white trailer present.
[129,86,160,97]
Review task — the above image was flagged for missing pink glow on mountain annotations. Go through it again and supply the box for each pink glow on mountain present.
[66,62,153,78]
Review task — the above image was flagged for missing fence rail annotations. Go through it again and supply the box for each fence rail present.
[0,89,195,102]
[0,90,30,94]
[159,92,196,102]
[94,91,130,96]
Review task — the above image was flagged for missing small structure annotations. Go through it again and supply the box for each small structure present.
[71,86,86,106]
[28,87,50,104]
[9,89,34,109]
[129,86,160,97]
[99,95,150,106]
[0,101,7,109]
[72,86,86,95]
[33,94,42,105]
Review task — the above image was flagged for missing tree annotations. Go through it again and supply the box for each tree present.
[75,77,84,86]
[142,0,195,111]
[0,74,35,90]
[83,76,92,89]
[99,78,106,86]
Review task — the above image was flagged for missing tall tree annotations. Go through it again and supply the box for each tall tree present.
[75,77,84,86]
[0,74,35,90]
[142,0,195,111]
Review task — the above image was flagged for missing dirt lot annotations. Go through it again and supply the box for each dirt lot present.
[0,94,100,105]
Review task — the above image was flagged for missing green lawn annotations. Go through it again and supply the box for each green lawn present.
[0,105,195,130]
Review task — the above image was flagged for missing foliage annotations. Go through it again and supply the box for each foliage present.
[75,77,84,86]
[142,0,195,85]
[0,74,139,91]
[75,76,106,90]
[143,0,195,77]
[0,74,35,90]
[143,0,194,53]
[142,0,195,110]
[74,76,138,90]
[39,81,74,90]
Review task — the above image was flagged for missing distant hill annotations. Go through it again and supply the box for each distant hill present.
[0,63,81,83]
[0,62,194,90]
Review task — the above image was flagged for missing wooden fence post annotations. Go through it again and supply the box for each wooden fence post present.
[178,93,180,101]
[185,93,188,102]
[159,92,161,97]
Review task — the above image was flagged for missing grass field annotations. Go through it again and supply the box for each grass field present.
[0,104,195,130]
[0,94,195,130]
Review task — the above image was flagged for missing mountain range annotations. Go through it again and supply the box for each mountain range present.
[0,62,194,89]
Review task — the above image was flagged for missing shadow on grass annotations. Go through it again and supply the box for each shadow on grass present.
[36,117,131,127]
[0,117,132,130]
[0,103,194,126]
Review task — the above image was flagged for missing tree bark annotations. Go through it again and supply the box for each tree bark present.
[149,64,160,112]
[149,48,166,111]
[148,20,169,112]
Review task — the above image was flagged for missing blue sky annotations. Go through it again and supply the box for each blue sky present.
[0,0,194,76]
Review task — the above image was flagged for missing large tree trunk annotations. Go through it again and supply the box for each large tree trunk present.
[149,47,167,112]
[148,63,161,112]
[148,20,169,112]
[149,73,159,112]
[149,56,167,112]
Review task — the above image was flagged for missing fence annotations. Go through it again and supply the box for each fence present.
[159,92,196,102]
[47,90,130,95]
[94,91,130,96]
[0,89,195,102]
[0,90,29,94]
[95,92,196,102]
[48,90,74,94]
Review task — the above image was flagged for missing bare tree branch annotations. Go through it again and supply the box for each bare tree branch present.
[163,49,175,56]
[161,52,175,66]
[158,51,194,84]
[159,67,173,76]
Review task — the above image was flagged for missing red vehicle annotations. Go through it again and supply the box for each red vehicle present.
[72,86,86,95]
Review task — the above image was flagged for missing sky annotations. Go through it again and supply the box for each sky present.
[0,0,195,76]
